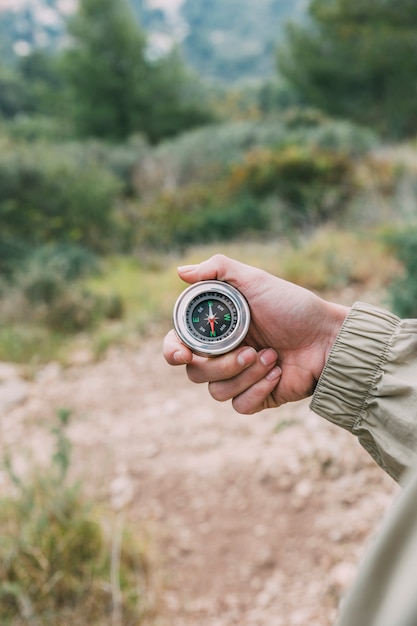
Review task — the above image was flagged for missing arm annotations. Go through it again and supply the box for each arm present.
[163,255,417,481]
[311,302,417,482]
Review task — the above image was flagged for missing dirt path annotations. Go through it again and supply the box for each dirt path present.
[0,339,398,625]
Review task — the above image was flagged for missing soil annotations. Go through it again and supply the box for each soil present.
[0,338,398,626]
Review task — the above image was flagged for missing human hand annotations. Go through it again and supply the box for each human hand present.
[163,254,349,414]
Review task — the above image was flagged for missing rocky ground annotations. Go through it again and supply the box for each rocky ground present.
[0,338,398,625]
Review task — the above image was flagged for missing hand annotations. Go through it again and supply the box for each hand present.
[163,254,349,414]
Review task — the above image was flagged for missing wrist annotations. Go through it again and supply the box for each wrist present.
[322,302,350,364]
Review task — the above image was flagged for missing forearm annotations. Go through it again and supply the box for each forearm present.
[311,302,417,482]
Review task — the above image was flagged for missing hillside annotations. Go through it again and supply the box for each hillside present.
[0,0,306,82]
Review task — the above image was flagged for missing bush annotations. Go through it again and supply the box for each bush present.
[0,137,122,253]
[0,115,73,142]
[384,226,417,317]
[0,236,28,279]
[135,183,268,250]
[12,243,99,303]
[228,145,356,227]
[0,409,152,626]
[138,120,290,191]
[1,244,123,333]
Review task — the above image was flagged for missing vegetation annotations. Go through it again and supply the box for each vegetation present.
[0,0,306,85]
[62,0,213,143]
[384,226,417,317]
[278,0,417,139]
[0,410,153,626]
[0,139,121,252]
[0,0,417,352]
[2,3,417,623]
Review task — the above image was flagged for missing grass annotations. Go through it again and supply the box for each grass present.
[0,410,155,626]
[0,325,69,365]
[177,227,400,293]
[0,227,401,364]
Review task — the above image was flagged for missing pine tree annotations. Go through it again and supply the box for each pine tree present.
[278,0,417,139]
[62,0,212,142]
[63,0,149,140]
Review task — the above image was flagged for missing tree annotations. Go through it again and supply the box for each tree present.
[62,0,213,142]
[0,65,32,119]
[62,0,149,140]
[278,0,417,139]
[18,50,66,116]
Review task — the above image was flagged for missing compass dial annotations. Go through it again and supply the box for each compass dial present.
[187,293,238,342]
[173,281,250,356]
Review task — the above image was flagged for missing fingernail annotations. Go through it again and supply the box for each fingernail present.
[266,366,281,381]
[177,264,198,273]
[237,347,256,367]
[173,350,187,364]
[260,348,278,367]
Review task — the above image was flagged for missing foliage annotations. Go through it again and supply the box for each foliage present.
[18,50,67,117]
[0,65,32,119]
[0,137,121,252]
[135,182,268,250]
[129,117,379,250]
[228,145,356,227]
[0,409,151,626]
[62,0,213,142]
[278,0,417,139]
[136,117,376,197]
[62,0,149,141]
[384,226,417,317]
[279,228,398,291]
[0,115,73,142]
[0,52,66,121]
[0,0,307,84]
[2,244,123,334]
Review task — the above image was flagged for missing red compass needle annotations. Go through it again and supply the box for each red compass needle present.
[208,302,216,335]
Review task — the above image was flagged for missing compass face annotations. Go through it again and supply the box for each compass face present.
[187,292,238,343]
[173,281,250,356]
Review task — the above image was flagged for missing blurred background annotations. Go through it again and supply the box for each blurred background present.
[0,0,415,624]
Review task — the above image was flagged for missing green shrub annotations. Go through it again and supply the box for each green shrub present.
[0,409,151,626]
[0,236,28,279]
[135,183,268,250]
[67,136,149,197]
[142,120,290,190]
[0,115,73,142]
[0,137,122,253]
[12,243,99,303]
[2,244,123,334]
[229,145,356,227]
[301,120,378,155]
[384,226,417,317]
[136,117,377,196]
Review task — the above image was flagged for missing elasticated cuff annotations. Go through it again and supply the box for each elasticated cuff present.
[310,301,401,432]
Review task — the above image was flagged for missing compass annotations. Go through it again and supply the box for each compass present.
[173,280,251,357]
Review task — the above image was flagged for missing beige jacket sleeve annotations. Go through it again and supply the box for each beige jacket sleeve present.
[310,301,417,483]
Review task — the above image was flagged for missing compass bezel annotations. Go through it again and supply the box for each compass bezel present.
[173,280,250,356]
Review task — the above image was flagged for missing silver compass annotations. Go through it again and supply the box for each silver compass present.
[173,281,251,357]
